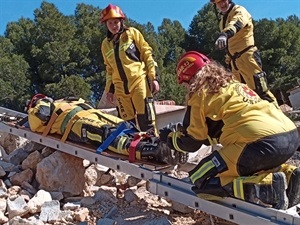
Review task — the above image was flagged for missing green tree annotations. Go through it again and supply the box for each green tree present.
[6,1,94,102]
[0,37,30,110]
[2,1,299,108]
[156,19,187,104]
[44,75,91,100]
[185,3,220,61]
[74,3,106,102]
[254,16,300,103]
[158,19,186,66]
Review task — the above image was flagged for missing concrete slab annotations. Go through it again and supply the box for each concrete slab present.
[100,105,186,130]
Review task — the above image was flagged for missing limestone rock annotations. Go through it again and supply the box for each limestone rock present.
[36,151,85,195]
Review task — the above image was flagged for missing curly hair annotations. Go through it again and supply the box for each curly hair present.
[188,61,235,97]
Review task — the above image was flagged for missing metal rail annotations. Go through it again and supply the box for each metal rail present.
[0,107,299,225]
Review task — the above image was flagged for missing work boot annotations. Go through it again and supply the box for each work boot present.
[286,167,300,208]
[136,136,163,161]
[138,140,188,165]
[245,172,288,210]
[138,141,159,160]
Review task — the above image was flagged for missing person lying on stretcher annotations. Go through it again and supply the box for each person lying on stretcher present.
[26,94,188,165]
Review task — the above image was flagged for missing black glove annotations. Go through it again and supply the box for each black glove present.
[215,34,227,50]
[159,127,172,142]
[159,122,183,142]
[174,150,189,165]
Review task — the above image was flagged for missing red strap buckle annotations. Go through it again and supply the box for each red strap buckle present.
[129,134,141,163]
[129,133,151,163]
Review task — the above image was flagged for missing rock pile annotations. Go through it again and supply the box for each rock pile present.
[0,130,299,225]
[0,132,197,225]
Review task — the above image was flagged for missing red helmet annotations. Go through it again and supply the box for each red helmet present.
[26,93,53,111]
[176,51,210,84]
[100,4,126,24]
[27,94,46,109]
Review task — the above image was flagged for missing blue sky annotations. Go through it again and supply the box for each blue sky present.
[0,0,299,35]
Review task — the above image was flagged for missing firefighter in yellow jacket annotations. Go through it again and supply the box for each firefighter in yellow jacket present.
[160,51,300,209]
[210,0,277,103]
[100,4,159,134]
[27,94,187,165]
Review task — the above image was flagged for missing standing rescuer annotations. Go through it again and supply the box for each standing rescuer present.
[210,0,277,104]
[100,4,159,134]
[159,51,300,209]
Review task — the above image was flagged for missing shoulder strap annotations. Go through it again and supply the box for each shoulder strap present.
[42,101,93,137]
[42,104,73,136]
[60,110,91,142]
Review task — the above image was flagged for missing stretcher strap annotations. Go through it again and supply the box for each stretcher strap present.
[60,106,83,134]
[42,104,73,137]
[129,133,151,162]
[61,110,91,143]
[129,134,142,163]
[96,122,138,155]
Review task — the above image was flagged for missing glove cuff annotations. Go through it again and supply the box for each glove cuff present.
[220,32,228,38]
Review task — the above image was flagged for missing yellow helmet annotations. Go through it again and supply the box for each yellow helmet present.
[100,4,126,23]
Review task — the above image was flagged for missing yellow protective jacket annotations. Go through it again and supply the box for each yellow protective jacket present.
[27,98,143,157]
[219,3,255,55]
[169,81,296,152]
[28,99,89,134]
[28,99,123,136]
[101,27,157,94]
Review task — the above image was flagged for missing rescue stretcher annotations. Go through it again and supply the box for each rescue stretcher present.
[0,106,300,225]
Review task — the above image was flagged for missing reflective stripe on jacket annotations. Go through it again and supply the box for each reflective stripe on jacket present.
[101,27,156,94]
[169,81,296,152]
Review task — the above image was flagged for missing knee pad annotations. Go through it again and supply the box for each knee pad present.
[189,151,228,189]
[192,177,231,200]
